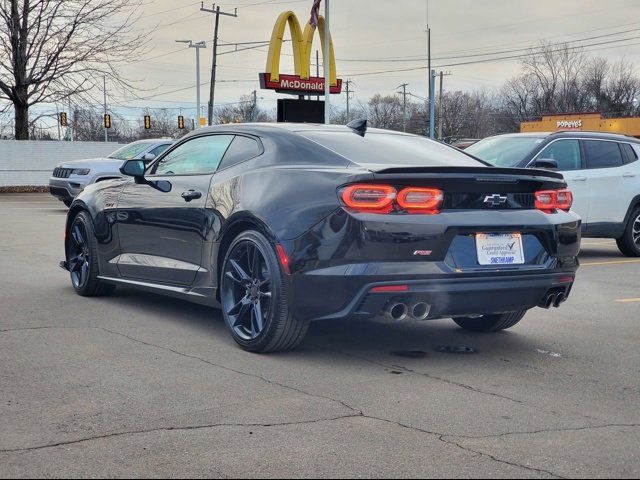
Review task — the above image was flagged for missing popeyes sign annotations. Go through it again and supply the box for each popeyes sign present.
[557,120,583,130]
[259,11,342,95]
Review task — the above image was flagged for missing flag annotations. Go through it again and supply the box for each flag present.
[310,0,322,28]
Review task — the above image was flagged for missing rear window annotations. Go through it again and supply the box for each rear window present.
[466,136,545,167]
[299,131,485,167]
[584,140,624,169]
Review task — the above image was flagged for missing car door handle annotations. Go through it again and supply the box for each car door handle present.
[572,176,588,182]
[181,190,202,202]
[623,172,637,178]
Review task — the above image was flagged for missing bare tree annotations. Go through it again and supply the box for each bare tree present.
[0,0,147,140]
[215,95,273,124]
[365,94,403,130]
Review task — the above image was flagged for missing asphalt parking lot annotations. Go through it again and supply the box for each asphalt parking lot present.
[0,193,638,479]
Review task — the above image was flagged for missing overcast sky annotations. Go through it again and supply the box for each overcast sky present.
[81,0,640,119]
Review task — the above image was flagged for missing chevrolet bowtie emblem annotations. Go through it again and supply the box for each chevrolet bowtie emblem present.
[483,194,508,206]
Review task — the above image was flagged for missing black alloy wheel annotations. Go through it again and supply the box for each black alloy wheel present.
[220,230,309,353]
[68,218,90,290]
[222,240,272,341]
[66,211,116,297]
[617,207,640,257]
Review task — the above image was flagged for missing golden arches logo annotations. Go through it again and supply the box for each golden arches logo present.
[261,11,341,94]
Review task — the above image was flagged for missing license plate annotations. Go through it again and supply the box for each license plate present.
[476,233,525,266]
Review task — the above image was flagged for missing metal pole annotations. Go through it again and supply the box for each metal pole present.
[208,6,221,125]
[316,50,320,101]
[324,0,331,124]
[438,71,444,140]
[103,76,108,142]
[429,70,436,139]
[427,27,431,137]
[69,99,73,142]
[345,80,350,122]
[398,83,408,132]
[196,46,201,128]
[201,4,237,126]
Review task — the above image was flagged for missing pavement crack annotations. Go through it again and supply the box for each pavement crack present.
[310,344,524,405]
[446,423,640,440]
[0,414,364,454]
[95,327,363,417]
[437,434,565,479]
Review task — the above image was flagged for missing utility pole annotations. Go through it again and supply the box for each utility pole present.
[68,98,73,142]
[316,50,320,101]
[324,0,331,124]
[103,76,108,143]
[201,3,238,126]
[397,83,409,132]
[345,80,354,123]
[426,0,433,138]
[176,40,207,128]
[251,90,257,122]
[436,71,451,140]
[429,70,436,139]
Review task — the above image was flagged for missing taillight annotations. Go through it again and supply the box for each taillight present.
[535,189,573,213]
[397,188,443,214]
[341,184,396,213]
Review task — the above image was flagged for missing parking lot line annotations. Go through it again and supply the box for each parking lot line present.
[616,298,640,303]
[582,259,640,267]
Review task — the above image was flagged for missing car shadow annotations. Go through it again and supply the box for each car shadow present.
[107,286,544,366]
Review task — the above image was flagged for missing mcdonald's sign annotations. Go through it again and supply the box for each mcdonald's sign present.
[259,11,342,95]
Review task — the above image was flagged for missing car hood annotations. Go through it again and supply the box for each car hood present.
[58,157,125,169]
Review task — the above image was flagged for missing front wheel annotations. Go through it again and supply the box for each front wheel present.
[453,310,527,332]
[220,230,308,353]
[616,207,640,257]
[66,211,116,297]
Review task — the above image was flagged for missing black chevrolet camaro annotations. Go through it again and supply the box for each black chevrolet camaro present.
[62,122,581,352]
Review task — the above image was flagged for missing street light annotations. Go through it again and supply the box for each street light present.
[176,39,207,128]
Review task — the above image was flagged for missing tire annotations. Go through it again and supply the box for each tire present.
[453,310,527,332]
[63,199,73,208]
[616,207,640,257]
[66,211,116,297]
[220,230,308,353]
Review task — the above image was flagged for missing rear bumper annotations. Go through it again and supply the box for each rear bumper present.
[286,208,581,321]
[303,272,576,321]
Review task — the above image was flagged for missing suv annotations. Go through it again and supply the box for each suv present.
[49,139,174,207]
[467,131,640,256]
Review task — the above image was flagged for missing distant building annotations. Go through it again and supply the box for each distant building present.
[521,112,640,138]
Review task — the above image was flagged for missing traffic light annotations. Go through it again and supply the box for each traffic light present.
[104,114,111,129]
[59,112,68,127]
[178,115,185,129]
[144,115,151,130]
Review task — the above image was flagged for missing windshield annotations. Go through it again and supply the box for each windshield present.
[108,142,152,160]
[299,131,485,167]
[466,136,545,167]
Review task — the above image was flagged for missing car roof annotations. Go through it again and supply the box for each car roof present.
[481,131,640,143]
[189,122,416,137]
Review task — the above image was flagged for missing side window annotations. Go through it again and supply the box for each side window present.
[621,143,638,165]
[153,135,234,175]
[583,140,624,169]
[536,139,582,171]
[148,144,171,157]
[218,136,262,170]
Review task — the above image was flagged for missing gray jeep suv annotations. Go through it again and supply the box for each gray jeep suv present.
[49,139,174,207]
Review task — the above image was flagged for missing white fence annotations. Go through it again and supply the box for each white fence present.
[0,140,121,187]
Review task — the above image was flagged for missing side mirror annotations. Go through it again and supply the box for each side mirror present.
[531,158,558,170]
[141,153,156,162]
[120,159,145,178]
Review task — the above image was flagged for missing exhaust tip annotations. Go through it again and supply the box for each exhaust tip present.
[387,303,408,321]
[410,302,431,320]
[544,294,555,309]
[553,293,565,308]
